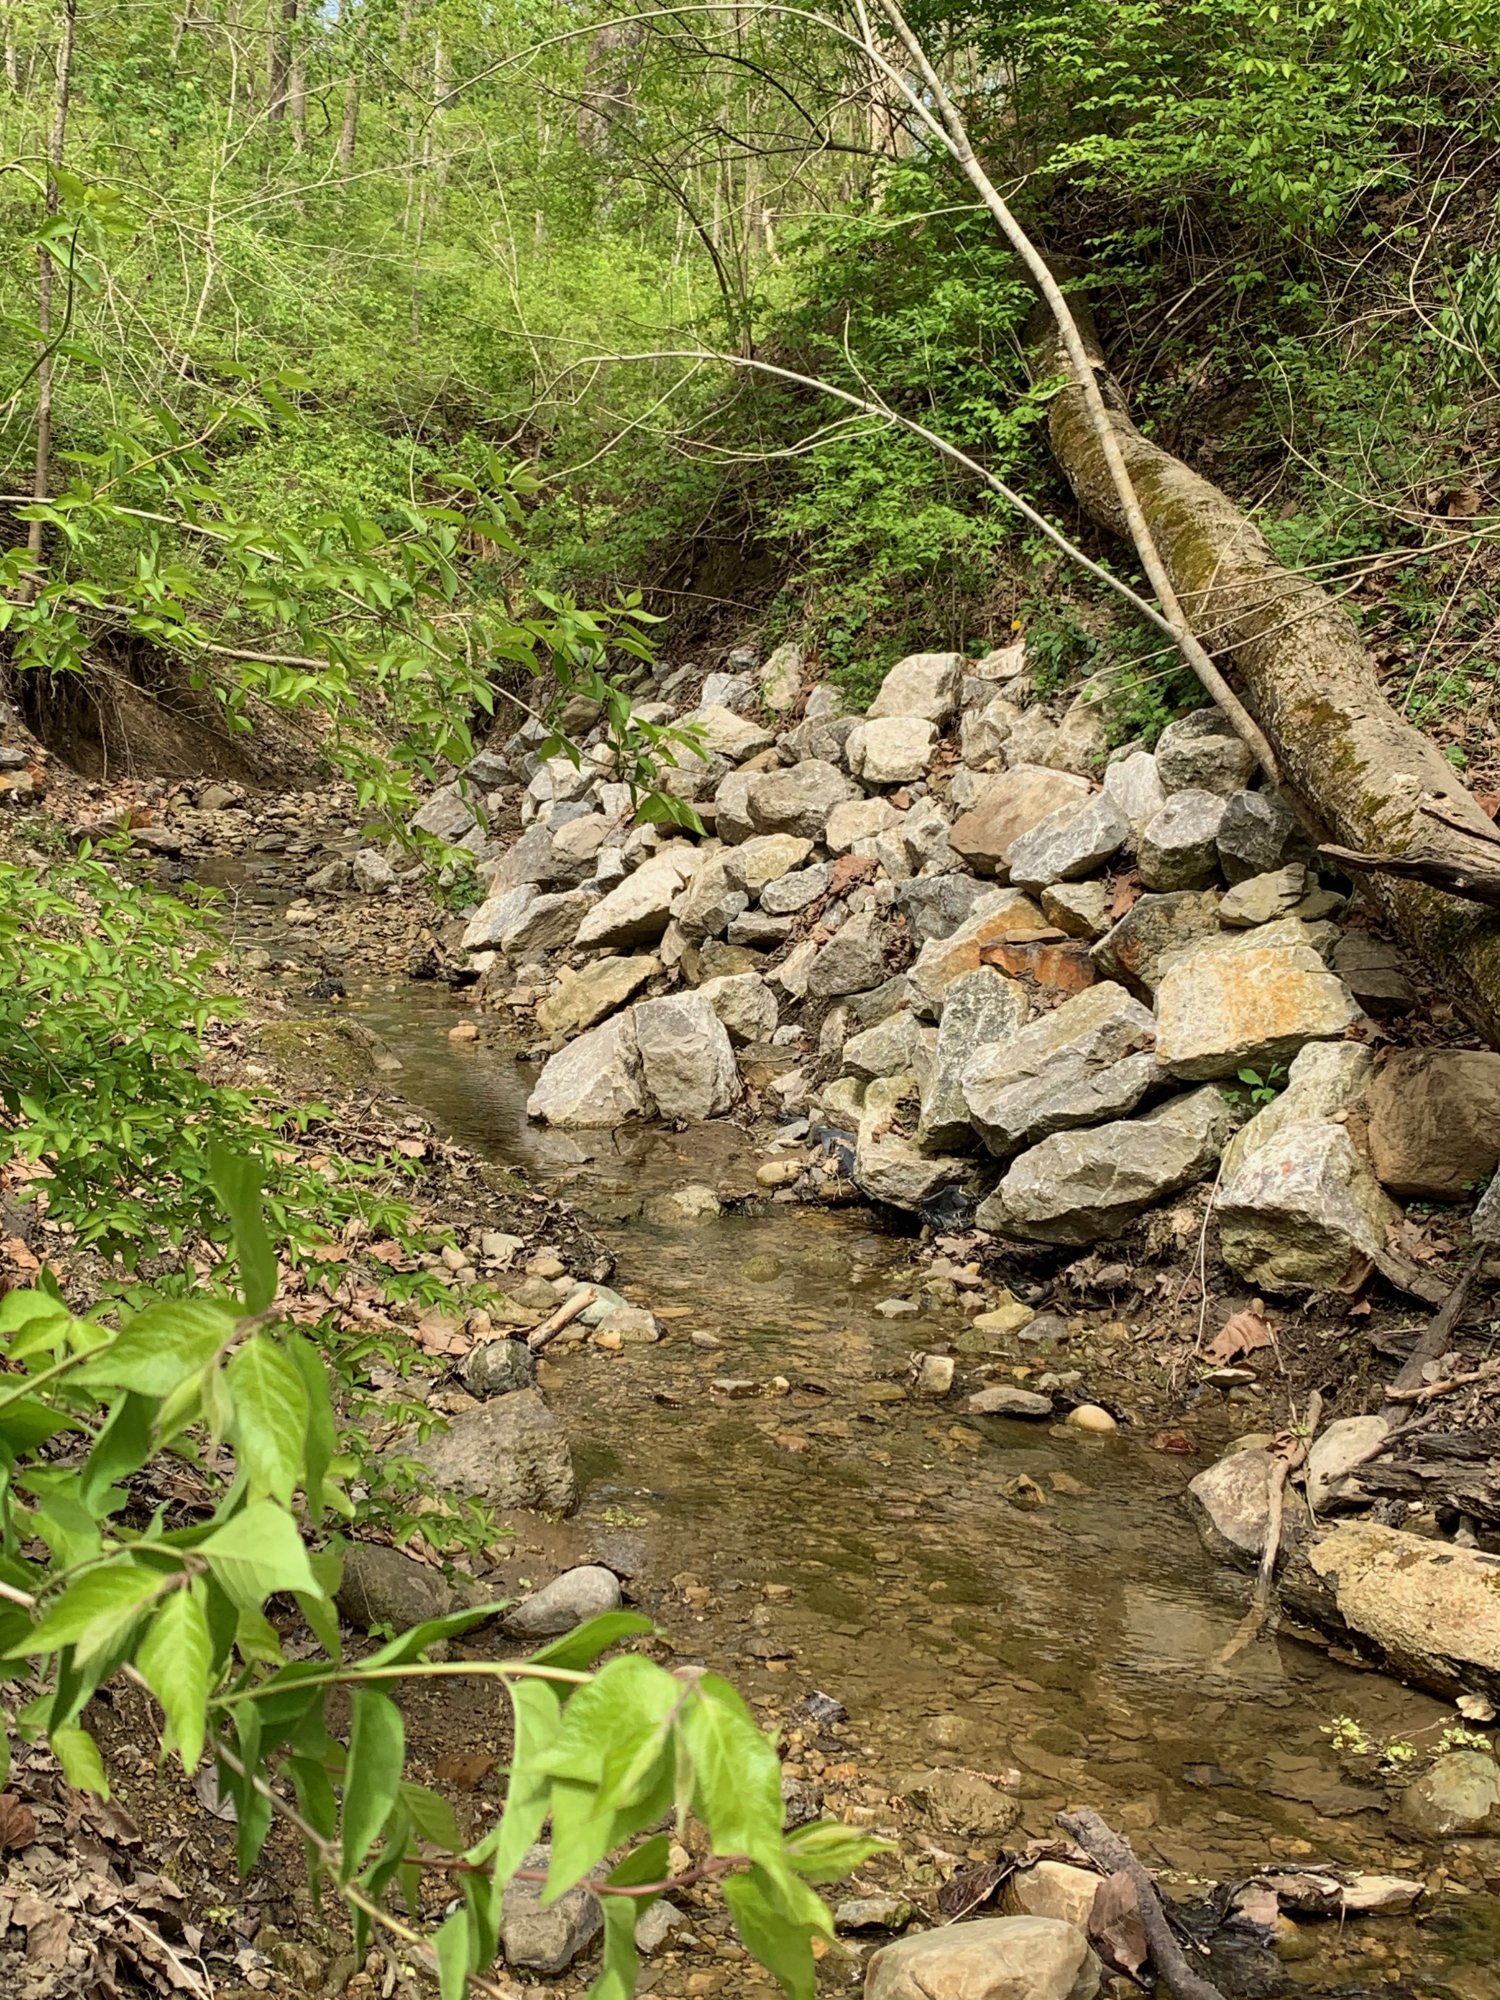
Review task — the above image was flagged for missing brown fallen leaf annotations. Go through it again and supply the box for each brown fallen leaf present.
[1150,1429,1197,1455]
[3,1237,40,1274]
[936,1857,1010,1919]
[0,1793,37,1849]
[1203,1305,1273,1366]
[435,1750,497,1790]
[1088,1870,1149,1979]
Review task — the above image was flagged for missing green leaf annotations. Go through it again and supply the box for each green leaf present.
[76,1299,236,1397]
[341,1686,405,1878]
[589,1835,670,2000]
[52,1724,109,1799]
[197,1501,321,1610]
[210,1147,278,1314]
[723,1865,825,2000]
[541,1658,680,1900]
[360,1603,501,1670]
[0,1396,77,1455]
[487,1674,561,1887]
[135,1584,212,1773]
[782,1819,894,1882]
[80,1393,157,1511]
[680,1674,784,1865]
[433,1907,472,2000]
[286,1334,335,1521]
[526,1611,653,1675]
[399,1781,463,1852]
[10,1559,162,1664]
[226,1337,308,1505]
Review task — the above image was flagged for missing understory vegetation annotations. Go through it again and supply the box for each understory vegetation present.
[5,0,1500,1990]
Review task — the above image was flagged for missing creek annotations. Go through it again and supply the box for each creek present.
[353,980,1497,1997]
[203,847,1497,1996]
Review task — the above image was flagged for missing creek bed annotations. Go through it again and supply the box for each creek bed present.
[345,977,1499,1997]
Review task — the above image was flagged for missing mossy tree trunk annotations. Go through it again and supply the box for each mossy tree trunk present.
[1029,305,1500,1045]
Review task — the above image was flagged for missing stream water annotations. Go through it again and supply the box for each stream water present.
[203,850,1498,1996]
[350,983,1500,1998]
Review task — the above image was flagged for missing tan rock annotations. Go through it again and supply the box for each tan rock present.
[948,764,1093,877]
[535,956,659,1038]
[1154,944,1360,1080]
[1367,1048,1500,1200]
[1007,1861,1101,1929]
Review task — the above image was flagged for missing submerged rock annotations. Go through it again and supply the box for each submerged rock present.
[866,1916,1100,2000]
[1398,1752,1500,1838]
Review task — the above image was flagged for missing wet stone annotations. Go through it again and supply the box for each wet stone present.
[406,1389,577,1512]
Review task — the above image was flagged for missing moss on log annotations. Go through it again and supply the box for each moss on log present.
[1030,306,1500,1044]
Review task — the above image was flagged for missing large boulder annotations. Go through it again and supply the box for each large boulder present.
[712,767,758,844]
[961,691,1022,767]
[1006,792,1130,893]
[1366,1049,1500,1199]
[683,703,775,762]
[527,1013,651,1128]
[846,717,937,785]
[1219,1040,1373,1181]
[1090,889,1223,996]
[843,1010,930,1083]
[949,766,1092,878]
[918,969,1030,1152]
[502,889,594,956]
[1006,1863,1103,1930]
[978,1088,1238,1243]
[1041,691,1109,776]
[485,821,582,892]
[574,847,700,949]
[412,781,477,842]
[760,642,804,713]
[697,971,778,1044]
[855,1074,968,1210]
[908,888,1048,1014]
[1155,707,1258,795]
[963,982,1157,1155]
[633,991,740,1120]
[1102,750,1167,836]
[335,1544,466,1633]
[1218,1120,1402,1292]
[867,650,963,725]
[1187,1447,1305,1568]
[1137,789,1229,890]
[724,833,813,895]
[462,882,538,952]
[407,1390,576,1512]
[535,956,659,1038]
[746,758,857,838]
[825,796,902,854]
[1305,1414,1392,1514]
[866,1917,1100,2000]
[1304,1522,1500,1704]
[806,910,890,999]
[673,852,748,939]
[1154,942,1360,1080]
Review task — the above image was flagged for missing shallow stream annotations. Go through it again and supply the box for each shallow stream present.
[347,981,1499,1997]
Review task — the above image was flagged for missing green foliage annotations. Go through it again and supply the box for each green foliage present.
[0,1168,889,1998]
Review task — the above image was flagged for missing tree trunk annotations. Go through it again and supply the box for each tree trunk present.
[1029,303,1500,1046]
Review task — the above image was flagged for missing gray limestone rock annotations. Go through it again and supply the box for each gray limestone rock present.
[1216,788,1310,882]
[866,1917,1099,2000]
[1090,889,1224,996]
[949,765,1092,878]
[846,716,937,785]
[633,990,740,1120]
[1155,708,1258,795]
[1137,790,1229,890]
[574,847,700,949]
[806,910,890,999]
[461,1338,539,1399]
[503,1565,622,1638]
[746,758,858,839]
[1040,880,1110,940]
[1102,749,1168,836]
[502,1843,603,1973]
[962,982,1157,1155]
[760,864,830,915]
[855,1073,968,1210]
[1006,791,1129,892]
[895,874,996,943]
[527,1013,651,1129]
[1154,941,1361,1080]
[978,1088,1238,1243]
[867,650,963,725]
[917,968,1030,1153]
[1219,864,1309,927]
[698,971,779,1044]
[1217,1120,1401,1293]
[408,1389,577,1512]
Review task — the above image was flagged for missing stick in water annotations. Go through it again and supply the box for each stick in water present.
[1057,1808,1229,2000]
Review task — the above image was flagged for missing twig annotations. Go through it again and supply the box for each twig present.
[527,1285,597,1352]
[1391,1244,1485,1394]
[1386,1358,1500,1404]
[1056,1808,1228,2000]
[1218,1390,1322,1667]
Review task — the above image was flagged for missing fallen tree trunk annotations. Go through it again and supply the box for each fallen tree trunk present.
[1028,304,1500,1045]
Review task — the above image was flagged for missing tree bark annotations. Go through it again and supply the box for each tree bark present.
[1029,302,1500,1046]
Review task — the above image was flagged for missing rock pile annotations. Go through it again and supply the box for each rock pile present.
[417,641,1498,1292]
